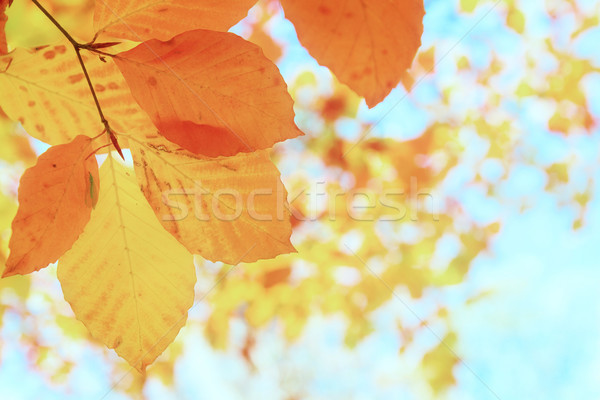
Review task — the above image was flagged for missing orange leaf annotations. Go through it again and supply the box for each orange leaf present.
[248,26,283,63]
[129,135,295,264]
[3,135,99,277]
[262,266,291,289]
[94,0,257,42]
[280,0,424,107]
[115,29,302,157]
[0,0,9,55]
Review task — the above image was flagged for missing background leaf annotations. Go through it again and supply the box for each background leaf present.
[0,114,37,165]
[280,0,425,107]
[0,0,9,55]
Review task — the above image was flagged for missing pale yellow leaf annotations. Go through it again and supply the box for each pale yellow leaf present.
[0,41,153,145]
[460,0,478,13]
[507,9,525,34]
[0,116,36,164]
[58,156,195,372]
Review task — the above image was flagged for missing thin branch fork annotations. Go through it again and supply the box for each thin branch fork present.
[30,0,124,159]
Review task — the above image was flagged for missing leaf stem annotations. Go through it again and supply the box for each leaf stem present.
[74,48,109,129]
[30,0,124,159]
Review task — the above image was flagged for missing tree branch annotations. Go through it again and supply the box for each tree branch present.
[30,0,124,159]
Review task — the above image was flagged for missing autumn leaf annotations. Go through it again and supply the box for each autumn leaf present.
[0,0,9,55]
[421,332,459,393]
[130,134,294,263]
[460,0,478,13]
[248,25,283,63]
[280,0,425,107]
[94,0,257,42]
[0,115,37,165]
[0,42,153,145]
[261,266,291,289]
[3,135,99,277]
[507,8,526,34]
[129,135,295,264]
[114,29,302,158]
[58,156,195,372]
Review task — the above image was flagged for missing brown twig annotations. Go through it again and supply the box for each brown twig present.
[31,0,124,159]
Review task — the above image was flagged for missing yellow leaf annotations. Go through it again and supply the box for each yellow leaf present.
[94,0,256,42]
[4,0,94,49]
[422,332,459,393]
[58,156,195,372]
[0,189,16,229]
[129,135,295,264]
[0,273,30,300]
[0,42,153,145]
[456,55,470,70]
[572,15,599,39]
[245,292,277,327]
[344,317,374,348]
[548,111,571,134]
[460,0,478,13]
[507,9,525,34]
[0,116,36,165]
[55,314,89,339]
[515,81,535,97]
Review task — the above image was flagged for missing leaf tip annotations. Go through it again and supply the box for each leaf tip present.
[1,264,18,278]
[135,362,148,375]
[109,132,125,160]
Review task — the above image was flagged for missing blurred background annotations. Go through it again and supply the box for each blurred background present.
[1,0,600,399]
